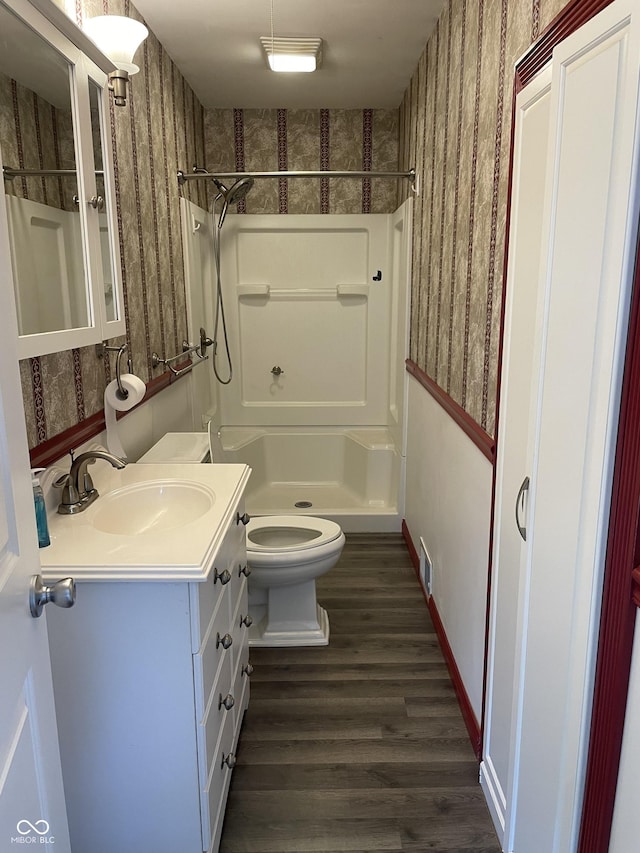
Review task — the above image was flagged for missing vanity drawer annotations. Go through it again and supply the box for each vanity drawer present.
[230,577,249,669]
[232,647,251,732]
[193,590,233,722]
[200,709,235,853]
[196,653,235,793]
[191,535,235,651]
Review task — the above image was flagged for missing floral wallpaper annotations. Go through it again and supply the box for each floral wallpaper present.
[399,0,567,436]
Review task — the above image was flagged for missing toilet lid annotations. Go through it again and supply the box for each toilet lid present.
[246,515,343,553]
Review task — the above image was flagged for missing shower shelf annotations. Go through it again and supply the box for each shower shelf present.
[237,284,369,300]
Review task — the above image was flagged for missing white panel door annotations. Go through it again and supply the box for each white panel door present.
[480,65,553,841]
[508,3,640,852]
[0,166,71,848]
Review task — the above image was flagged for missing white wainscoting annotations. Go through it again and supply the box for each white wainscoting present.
[403,374,493,720]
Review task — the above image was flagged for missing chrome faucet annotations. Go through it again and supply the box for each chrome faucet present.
[58,450,127,515]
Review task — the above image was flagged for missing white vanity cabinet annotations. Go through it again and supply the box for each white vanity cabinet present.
[45,493,252,853]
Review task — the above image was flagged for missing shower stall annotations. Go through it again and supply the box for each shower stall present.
[180,191,412,532]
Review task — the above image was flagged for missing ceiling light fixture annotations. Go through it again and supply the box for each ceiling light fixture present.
[260,36,323,73]
[83,16,149,106]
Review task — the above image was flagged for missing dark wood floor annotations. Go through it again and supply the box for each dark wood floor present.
[219,533,501,853]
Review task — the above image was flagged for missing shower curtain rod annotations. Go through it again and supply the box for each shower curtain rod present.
[3,167,104,179]
[177,167,416,187]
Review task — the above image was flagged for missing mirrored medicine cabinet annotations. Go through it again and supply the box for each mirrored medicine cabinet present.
[0,0,126,359]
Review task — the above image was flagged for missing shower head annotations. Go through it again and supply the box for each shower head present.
[213,176,255,227]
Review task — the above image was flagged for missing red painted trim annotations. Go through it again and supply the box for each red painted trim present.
[515,0,614,92]
[402,520,482,760]
[405,359,495,463]
[576,221,640,852]
[29,366,190,469]
[631,566,640,609]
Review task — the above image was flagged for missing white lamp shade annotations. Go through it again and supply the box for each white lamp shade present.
[83,16,149,75]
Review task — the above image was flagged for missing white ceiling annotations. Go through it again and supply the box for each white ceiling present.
[131,0,445,109]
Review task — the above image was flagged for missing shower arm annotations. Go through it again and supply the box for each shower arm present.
[178,167,417,193]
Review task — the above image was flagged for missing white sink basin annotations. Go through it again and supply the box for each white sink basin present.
[91,480,215,536]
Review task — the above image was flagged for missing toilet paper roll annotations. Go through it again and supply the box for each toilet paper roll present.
[104,374,146,458]
[104,374,146,412]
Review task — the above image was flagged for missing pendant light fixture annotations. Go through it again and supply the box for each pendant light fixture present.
[83,15,149,106]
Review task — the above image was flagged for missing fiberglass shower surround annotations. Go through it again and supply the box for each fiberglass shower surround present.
[179,176,413,531]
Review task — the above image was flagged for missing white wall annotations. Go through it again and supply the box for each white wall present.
[404,374,493,719]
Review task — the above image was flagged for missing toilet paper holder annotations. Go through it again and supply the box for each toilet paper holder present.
[96,342,131,401]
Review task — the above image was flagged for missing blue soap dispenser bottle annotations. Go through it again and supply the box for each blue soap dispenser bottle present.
[31,468,50,548]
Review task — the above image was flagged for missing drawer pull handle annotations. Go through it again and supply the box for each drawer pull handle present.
[236,511,251,526]
[218,693,235,711]
[221,752,236,769]
[216,632,233,650]
[239,563,251,577]
[240,613,253,628]
[214,568,231,585]
[242,662,254,677]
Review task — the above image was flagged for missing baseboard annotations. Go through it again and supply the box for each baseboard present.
[402,519,482,760]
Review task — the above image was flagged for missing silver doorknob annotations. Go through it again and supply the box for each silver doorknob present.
[30,575,76,618]
[242,662,254,677]
[240,613,253,628]
[238,563,251,577]
[88,195,104,210]
[221,752,236,769]
[218,693,235,711]
[214,567,231,585]
[236,511,250,526]
[216,632,233,650]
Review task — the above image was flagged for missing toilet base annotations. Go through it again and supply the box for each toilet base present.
[248,594,330,647]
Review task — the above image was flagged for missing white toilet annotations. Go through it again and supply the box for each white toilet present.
[246,515,345,647]
[138,431,345,647]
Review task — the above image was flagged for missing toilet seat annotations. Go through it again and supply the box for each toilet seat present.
[246,515,342,553]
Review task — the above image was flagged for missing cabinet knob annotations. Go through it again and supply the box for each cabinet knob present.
[88,195,104,210]
[214,567,231,585]
[236,511,251,526]
[218,693,235,711]
[240,613,253,628]
[216,632,233,650]
[30,575,76,618]
[221,752,236,769]
[238,563,251,577]
[242,662,254,677]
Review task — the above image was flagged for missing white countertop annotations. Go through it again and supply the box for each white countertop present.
[39,463,251,583]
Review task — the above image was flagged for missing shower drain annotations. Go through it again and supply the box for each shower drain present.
[294,501,313,508]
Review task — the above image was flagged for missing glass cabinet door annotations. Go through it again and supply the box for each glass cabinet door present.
[0,1,94,353]
[0,0,124,359]
[84,69,125,338]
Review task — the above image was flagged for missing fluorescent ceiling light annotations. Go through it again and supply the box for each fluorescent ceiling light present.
[260,37,323,73]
